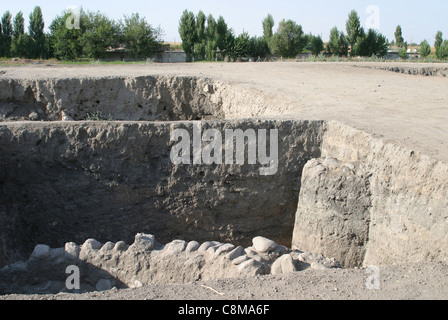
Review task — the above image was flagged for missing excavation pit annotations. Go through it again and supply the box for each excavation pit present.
[1,74,447,295]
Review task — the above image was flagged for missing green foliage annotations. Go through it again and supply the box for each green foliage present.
[121,13,162,59]
[364,29,388,57]
[309,34,324,56]
[86,111,112,121]
[81,12,119,59]
[216,16,229,53]
[399,46,408,59]
[50,9,160,61]
[270,19,307,58]
[328,27,349,57]
[0,11,13,57]
[346,10,361,47]
[205,14,217,61]
[179,10,197,62]
[345,10,388,57]
[233,31,250,58]
[395,25,404,47]
[262,14,274,40]
[420,40,431,58]
[193,11,206,61]
[438,40,448,60]
[249,36,270,58]
[50,10,85,60]
[435,31,443,59]
[29,6,47,59]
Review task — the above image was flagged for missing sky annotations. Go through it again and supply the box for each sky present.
[2,0,447,44]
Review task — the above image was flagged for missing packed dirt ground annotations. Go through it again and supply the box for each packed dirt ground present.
[1,61,447,300]
[2,262,447,300]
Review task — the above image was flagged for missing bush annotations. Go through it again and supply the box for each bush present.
[420,40,431,58]
[438,40,448,60]
[399,47,408,59]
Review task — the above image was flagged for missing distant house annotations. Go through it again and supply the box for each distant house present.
[153,51,187,63]
[102,44,186,63]
[103,47,128,61]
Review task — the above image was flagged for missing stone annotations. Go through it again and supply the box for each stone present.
[10,261,27,272]
[163,240,187,255]
[114,241,128,252]
[30,245,51,260]
[185,241,200,253]
[29,112,39,121]
[227,246,245,260]
[252,237,278,253]
[244,247,264,263]
[323,157,340,169]
[237,259,263,276]
[214,244,235,258]
[271,254,297,275]
[100,242,115,252]
[64,242,80,259]
[198,241,220,252]
[311,262,330,270]
[131,280,143,289]
[232,255,250,266]
[95,279,115,292]
[292,157,371,268]
[133,233,155,251]
[82,239,102,251]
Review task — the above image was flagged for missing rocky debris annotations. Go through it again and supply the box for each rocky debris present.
[0,234,340,295]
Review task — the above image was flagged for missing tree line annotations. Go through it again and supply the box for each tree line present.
[1,7,447,61]
[180,9,448,61]
[393,25,448,60]
[0,6,162,60]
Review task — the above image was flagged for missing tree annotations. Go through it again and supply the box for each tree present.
[420,40,431,58]
[121,13,162,59]
[365,29,388,57]
[216,16,229,54]
[224,29,236,61]
[81,12,119,59]
[205,14,217,61]
[438,40,448,60]
[351,27,388,57]
[352,27,367,56]
[262,14,274,54]
[394,25,404,47]
[346,10,361,49]
[435,31,443,59]
[11,11,28,58]
[248,36,270,59]
[179,10,197,62]
[270,19,307,58]
[193,11,206,61]
[262,14,274,40]
[309,35,324,56]
[233,31,250,58]
[1,11,13,57]
[399,46,408,59]
[50,9,86,60]
[328,27,349,57]
[29,6,47,58]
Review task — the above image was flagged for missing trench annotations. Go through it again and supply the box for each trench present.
[0,75,447,294]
